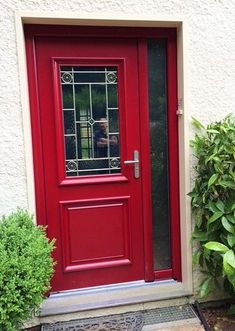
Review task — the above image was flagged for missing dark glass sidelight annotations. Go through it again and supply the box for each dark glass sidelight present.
[148,39,171,270]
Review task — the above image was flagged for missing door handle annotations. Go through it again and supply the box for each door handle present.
[124,150,140,178]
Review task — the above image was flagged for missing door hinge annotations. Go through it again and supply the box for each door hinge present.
[176,108,183,115]
[177,98,183,116]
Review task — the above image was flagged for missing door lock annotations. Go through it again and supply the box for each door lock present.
[124,150,140,178]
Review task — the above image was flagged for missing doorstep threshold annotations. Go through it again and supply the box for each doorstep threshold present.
[40,280,191,317]
[41,305,202,330]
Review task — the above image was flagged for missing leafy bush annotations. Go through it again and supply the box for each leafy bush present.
[189,115,235,303]
[0,209,55,331]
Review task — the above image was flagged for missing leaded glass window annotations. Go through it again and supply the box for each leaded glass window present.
[60,66,120,176]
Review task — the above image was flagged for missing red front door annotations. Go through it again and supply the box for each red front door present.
[25,25,181,292]
[26,34,148,291]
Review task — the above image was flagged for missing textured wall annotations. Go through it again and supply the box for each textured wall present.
[0,0,235,296]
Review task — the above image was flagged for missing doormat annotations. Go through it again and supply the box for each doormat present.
[41,305,197,331]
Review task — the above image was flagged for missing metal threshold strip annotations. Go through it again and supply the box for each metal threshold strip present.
[40,280,192,316]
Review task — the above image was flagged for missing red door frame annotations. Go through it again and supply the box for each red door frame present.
[25,24,181,286]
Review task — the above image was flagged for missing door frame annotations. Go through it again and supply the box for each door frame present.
[25,24,180,283]
[15,13,193,303]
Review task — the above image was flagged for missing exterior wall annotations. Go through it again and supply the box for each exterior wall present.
[0,0,235,300]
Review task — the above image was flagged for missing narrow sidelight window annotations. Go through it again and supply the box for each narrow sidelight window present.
[148,39,171,270]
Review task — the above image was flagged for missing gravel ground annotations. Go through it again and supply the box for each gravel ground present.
[202,305,235,330]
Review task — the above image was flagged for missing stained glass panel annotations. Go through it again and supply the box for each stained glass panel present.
[60,66,120,176]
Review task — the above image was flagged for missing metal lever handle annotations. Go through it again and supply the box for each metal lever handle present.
[124,160,139,164]
[124,150,140,178]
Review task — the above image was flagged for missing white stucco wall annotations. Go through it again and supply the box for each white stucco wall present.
[1,0,234,214]
[0,0,235,299]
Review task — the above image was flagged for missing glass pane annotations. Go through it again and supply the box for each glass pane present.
[91,85,106,119]
[108,84,118,108]
[109,133,119,157]
[60,66,120,177]
[75,85,90,121]
[109,109,119,132]
[148,39,171,270]
[76,123,92,159]
[63,110,75,134]
[65,136,76,160]
[74,72,105,83]
[61,85,74,109]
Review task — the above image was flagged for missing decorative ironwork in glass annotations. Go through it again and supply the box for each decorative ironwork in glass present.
[60,66,120,176]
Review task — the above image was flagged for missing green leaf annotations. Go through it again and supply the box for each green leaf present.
[219,180,235,189]
[188,191,198,198]
[208,201,219,213]
[199,277,213,298]
[228,273,235,289]
[208,174,219,188]
[0,209,55,330]
[227,234,235,248]
[192,251,201,266]
[214,162,224,174]
[190,116,235,298]
[195,212,203,227]
[224,250,235,268]
[192,117,205,129]
[223,258,234,276]
[204,247,212,261]
[207,129,220,134]
[208,211,223,225]
[227,214,235,224]
[222,216,235,234]
[216,200,225,212]
[204,241,229,252]
[224,277,233,293]
[207,219,221,233]
[192,230,208,241]
[206,153,218,163]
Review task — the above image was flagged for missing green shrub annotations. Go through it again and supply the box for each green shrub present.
[189,115,235,306]
[0,209,55,331]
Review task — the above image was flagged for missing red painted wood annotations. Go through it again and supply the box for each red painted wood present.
[25,33,146,291]
[60,197,131,272]
[25,25,181,291]
[25,24,176,39]
[53,58,127,185]
[155,269,173,280]
[25,34,47,227]
[137,40,154,282]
